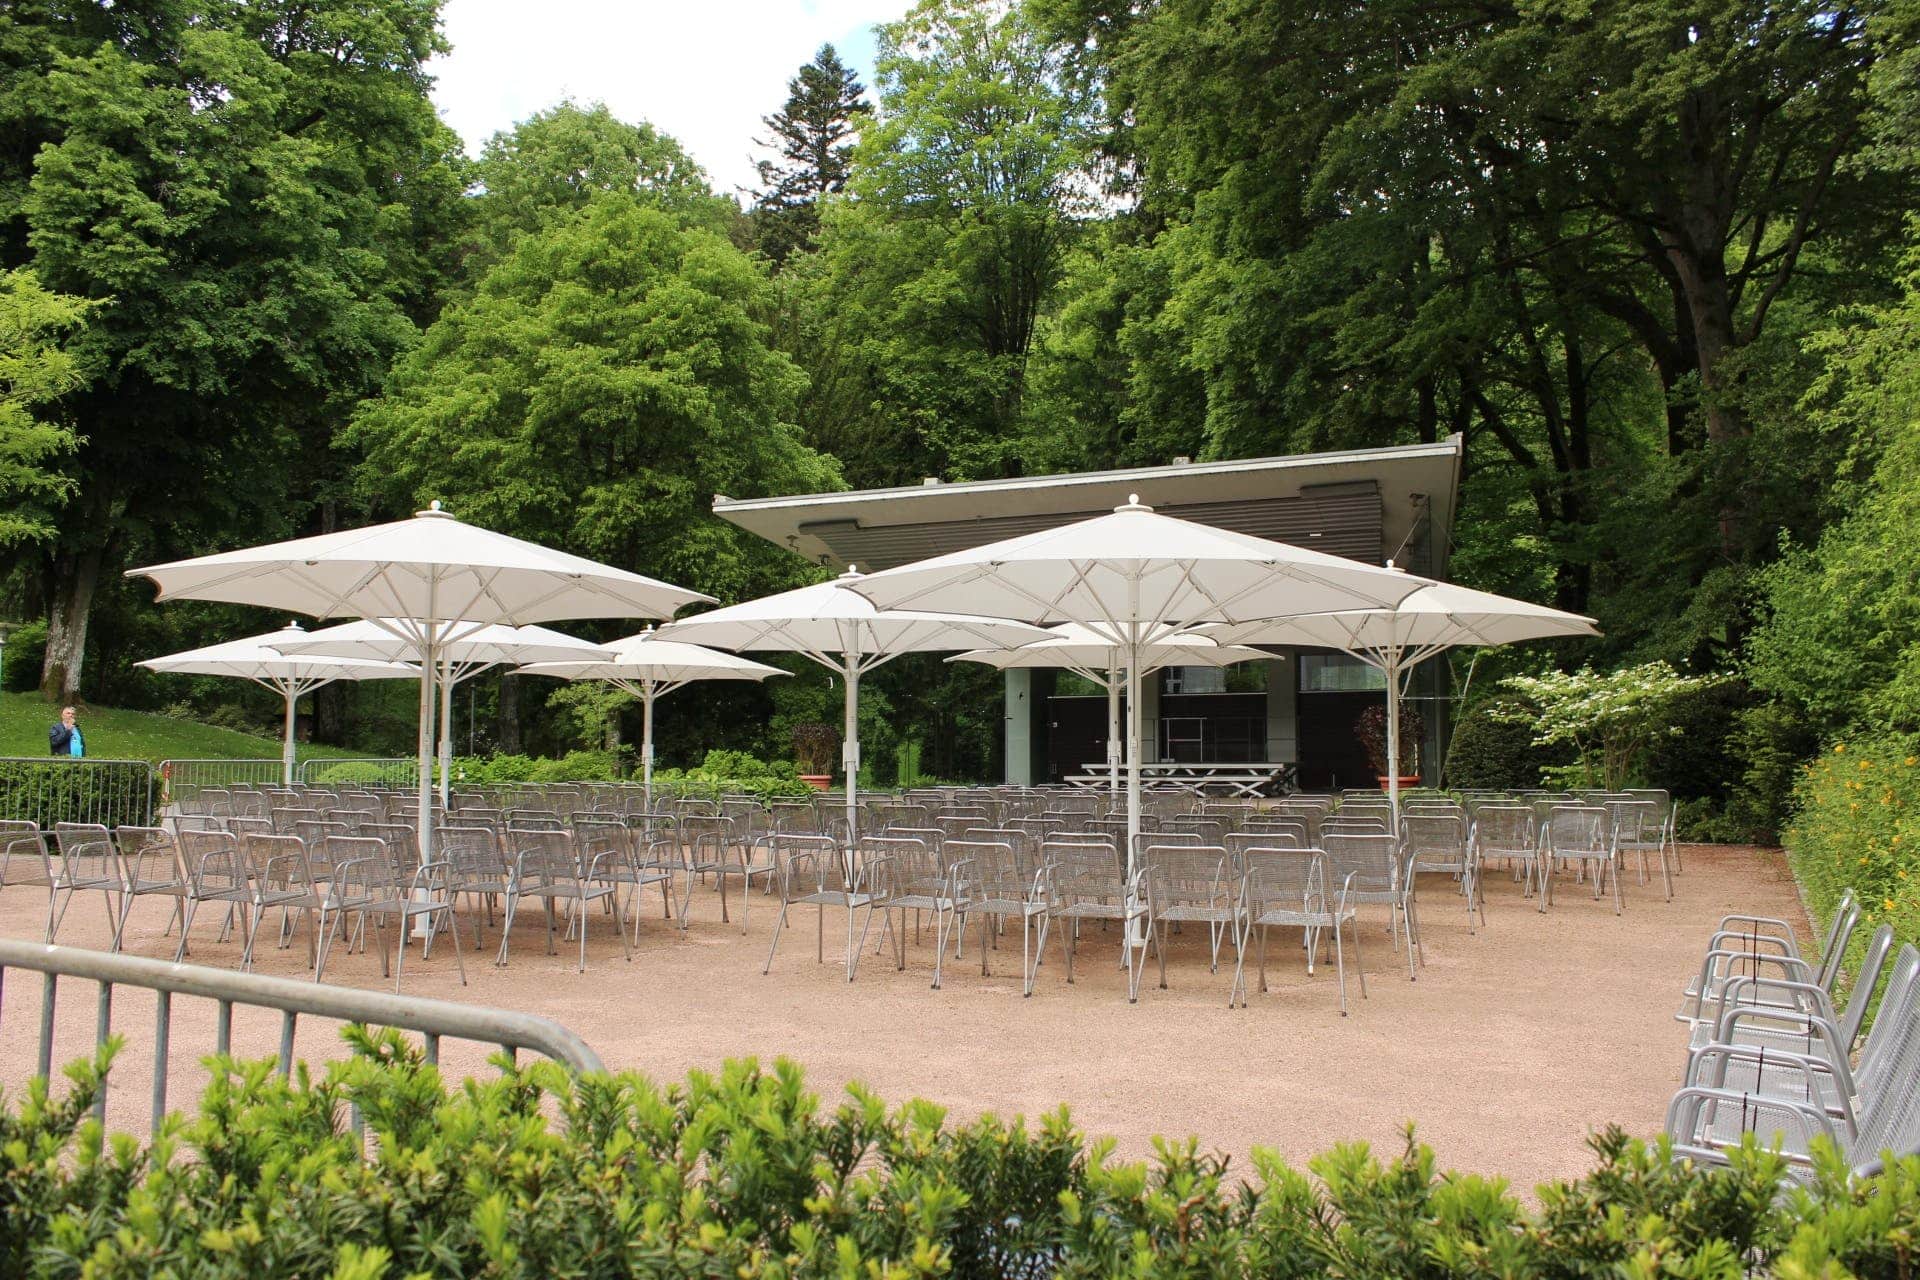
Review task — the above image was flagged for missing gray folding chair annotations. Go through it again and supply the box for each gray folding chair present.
[49,822,128,947]
[1,821,53,923]
[1232,847,1364,1015]
[1142,845,1241,998]
[763,833,887,982]
[1402,813,1481,933]
[496,827,627,972]
[1048,840,1147,1002]
[956,838,1052,997]
[872,835,969,989]
[1322,832,1420,979]
[238,831,324,973]
[172,828,254,964]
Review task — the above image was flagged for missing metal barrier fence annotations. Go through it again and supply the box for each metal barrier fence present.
[158,758,286,805]
[0,757,155,828]
[0,938,606,1137]
[296,757,418,786]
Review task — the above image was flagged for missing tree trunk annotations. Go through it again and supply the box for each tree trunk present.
[498,672,522,754]
[313,682,347,746]
[40,544,103,703]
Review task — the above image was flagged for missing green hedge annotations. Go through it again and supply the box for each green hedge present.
[1443,696,1572,789]
[3,1036,1917,1278]
[1784,730,1920,966]
[0,756,154,827]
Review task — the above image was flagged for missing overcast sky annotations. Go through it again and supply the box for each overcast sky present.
[429,1,914,201]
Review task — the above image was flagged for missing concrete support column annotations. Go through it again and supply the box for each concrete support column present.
[1003,669,1052,785]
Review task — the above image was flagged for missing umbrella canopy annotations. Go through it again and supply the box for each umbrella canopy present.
[137,623,418,783]
[516,627,788,803]
[659,569,1050,836]
[273,619,617,805]
[127,504,712,857]
[949,623,1270,792]
[1204,581,1599,825]
[849,497,1431,955]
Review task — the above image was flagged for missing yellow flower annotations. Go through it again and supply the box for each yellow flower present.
[1886,899,1897,912]
[1836,743,1847,753]
[1860,760,1873,770]
[1906,756,1917,766]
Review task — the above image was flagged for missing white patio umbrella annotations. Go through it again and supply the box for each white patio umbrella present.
[515,627,789,805]
[127,503,711,858]
[847,496,1432,907]
[948,623,1269,793]
[272,620,616,806]
[658,569,1050,839]
[1205,580,1600,829]
[136,623,418,784]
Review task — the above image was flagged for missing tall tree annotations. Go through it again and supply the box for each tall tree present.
[348,196,843,605]
[800,0,1096,484]
[751,45,871,266]
[0,0,462,700]
[0,268,87,548]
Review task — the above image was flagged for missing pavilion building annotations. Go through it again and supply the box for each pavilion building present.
[714,435,1463,790]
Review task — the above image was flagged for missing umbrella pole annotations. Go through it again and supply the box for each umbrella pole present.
[437,664,453,810]
[416,623,437,865]
[843,659,859,847]
[641,682,655,809]
[1126,612,1144,953]
[1385,646,1402,838]
[281,685,298,787]
[1107,663,1121,795]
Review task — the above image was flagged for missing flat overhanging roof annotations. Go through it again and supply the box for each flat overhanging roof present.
[715,434,1462,575]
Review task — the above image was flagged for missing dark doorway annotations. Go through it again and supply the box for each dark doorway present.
[1047,695,1113,781]
[1296,691,1383,791]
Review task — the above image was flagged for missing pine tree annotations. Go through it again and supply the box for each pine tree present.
[752,45,872,265]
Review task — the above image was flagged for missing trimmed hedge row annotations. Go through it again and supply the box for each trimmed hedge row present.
[3,1034,1916,1278]
[1785,730,1920,971]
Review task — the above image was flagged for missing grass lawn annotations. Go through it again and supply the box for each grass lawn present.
[0,692,364,764]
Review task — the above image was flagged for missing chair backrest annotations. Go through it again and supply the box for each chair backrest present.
[0,820,51,886]
[1840,925,1900,1050]
[1402,814,1466,868]
[1817,895,1863,991]
[51,822,118,880]
[1144,845,1232,912]
[438,826,506,883]
[176,828,248,895]
[1228,831,1303,865]
[324,834,398,896]
[1544,805,1609,855]
[947,839,1019,900]
[503,827,579,886]
[1243,847,1325,912]
[271,806,321,835]
[1047,842,1129,901]
[1321,833,1401,893]
[240,831,315,892]
[1848,955,1920,1157]
[115,825,178,883]
[1321,816,1388,836]
[1857,945,1920,1095]
[1470,805,1532,854]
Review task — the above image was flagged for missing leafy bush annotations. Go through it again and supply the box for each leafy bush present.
[1444,696,1571,788]
[526,749,622,782]
[311,761,414,786]
[652,749,812,802]
[1496,662,1724,789]
[0,757,154,827]
[1,619,46,692]
[4,1037,1918,1278]
[1784,730,1920,963]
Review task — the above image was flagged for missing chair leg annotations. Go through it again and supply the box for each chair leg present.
[445,902,467,986]
[173,897,199,963]
[1332,915,1349,1016]
[763,899,790,975]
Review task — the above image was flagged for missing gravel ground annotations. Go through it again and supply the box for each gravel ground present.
[0,842,1802,1190]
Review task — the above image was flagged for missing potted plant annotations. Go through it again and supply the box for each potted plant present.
[792,721,839,791]
[1356,702,1424,789]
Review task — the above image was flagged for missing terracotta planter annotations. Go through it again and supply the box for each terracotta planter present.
[1377,775,1421,790]
[800,774,832,791]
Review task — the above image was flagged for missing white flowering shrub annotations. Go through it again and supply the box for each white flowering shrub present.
[1494,662,1723,790]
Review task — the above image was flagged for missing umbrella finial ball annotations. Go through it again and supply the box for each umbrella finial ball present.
[1117,493,1151,512]
[416,500,451,519]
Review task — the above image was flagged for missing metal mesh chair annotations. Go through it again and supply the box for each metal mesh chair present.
[49,822,128,947]
[440,825,510,948]
[763,834,887,981]
[1543,805,1621,913]
[1322,832,1420,979]
[496,827,628,972]
[1,821,53,919]
[1142,845,1241,1000]
[871,835,969,989]
[1402,813,1481,933]
[1048,840,1147,1002]
[172,829,253,964]
[1231,847,1364,1015]
[1608,798,1672,900]
[238,831,323,972]
[954,838,1052,996]
[316,834,466,989]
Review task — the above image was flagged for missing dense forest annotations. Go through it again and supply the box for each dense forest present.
[1,0,1917,841]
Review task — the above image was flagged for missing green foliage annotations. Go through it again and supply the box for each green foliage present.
[0,268,88,546]
[0,756,153,826]
[309,760,412,786]
[1443,696,1572,790]
[1784,732,1920,957]
[6,1039,1920,1276]
[1748,235,1920,739]
[2,620,46,693]
[652,749,810,801]
[1497,663,1725,790]
[348,195,841,605]
[751,45,871,265]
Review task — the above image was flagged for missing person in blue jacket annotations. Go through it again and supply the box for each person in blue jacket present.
[48,705,84,757]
